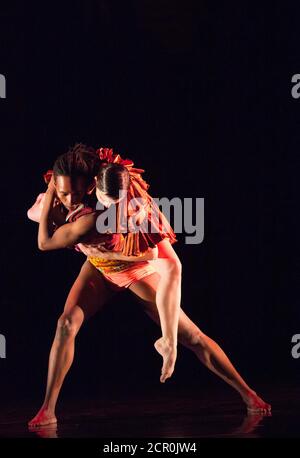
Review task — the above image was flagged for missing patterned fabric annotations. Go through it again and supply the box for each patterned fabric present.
[88,256,135,274]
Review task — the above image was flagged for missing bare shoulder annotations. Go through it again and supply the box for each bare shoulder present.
[70,211,98,234]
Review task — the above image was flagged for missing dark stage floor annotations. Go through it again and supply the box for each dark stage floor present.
[0,383,299,439]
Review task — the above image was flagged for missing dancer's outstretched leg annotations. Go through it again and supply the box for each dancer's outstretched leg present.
[28,260,117,427]
[130,239,182,383]
[129,272,271,413]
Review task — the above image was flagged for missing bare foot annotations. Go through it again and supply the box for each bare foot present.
[242,390,271,414]
[28,407,57,428]
[154,337,177,383]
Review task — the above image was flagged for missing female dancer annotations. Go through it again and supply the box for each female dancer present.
[28,144,271,427]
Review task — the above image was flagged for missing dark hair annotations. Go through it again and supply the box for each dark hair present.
[97,163,130,200]
[53,143,100,186]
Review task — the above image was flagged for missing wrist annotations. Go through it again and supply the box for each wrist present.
[45,188,56,199]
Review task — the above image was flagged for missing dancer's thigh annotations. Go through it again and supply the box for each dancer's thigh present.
[63,259,118,321]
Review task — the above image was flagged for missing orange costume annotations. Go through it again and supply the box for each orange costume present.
[44,147,177,289]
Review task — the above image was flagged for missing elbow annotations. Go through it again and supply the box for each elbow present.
[27,208,38,222]
[38,240,48,251]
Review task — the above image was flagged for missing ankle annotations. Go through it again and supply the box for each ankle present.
[162,337,177,349]
[41,402,55,414]
[240,388,256,399]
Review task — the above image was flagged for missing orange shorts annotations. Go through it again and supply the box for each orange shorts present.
[90,260,157,291]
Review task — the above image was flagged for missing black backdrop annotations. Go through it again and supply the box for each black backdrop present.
[0,1,299,405]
